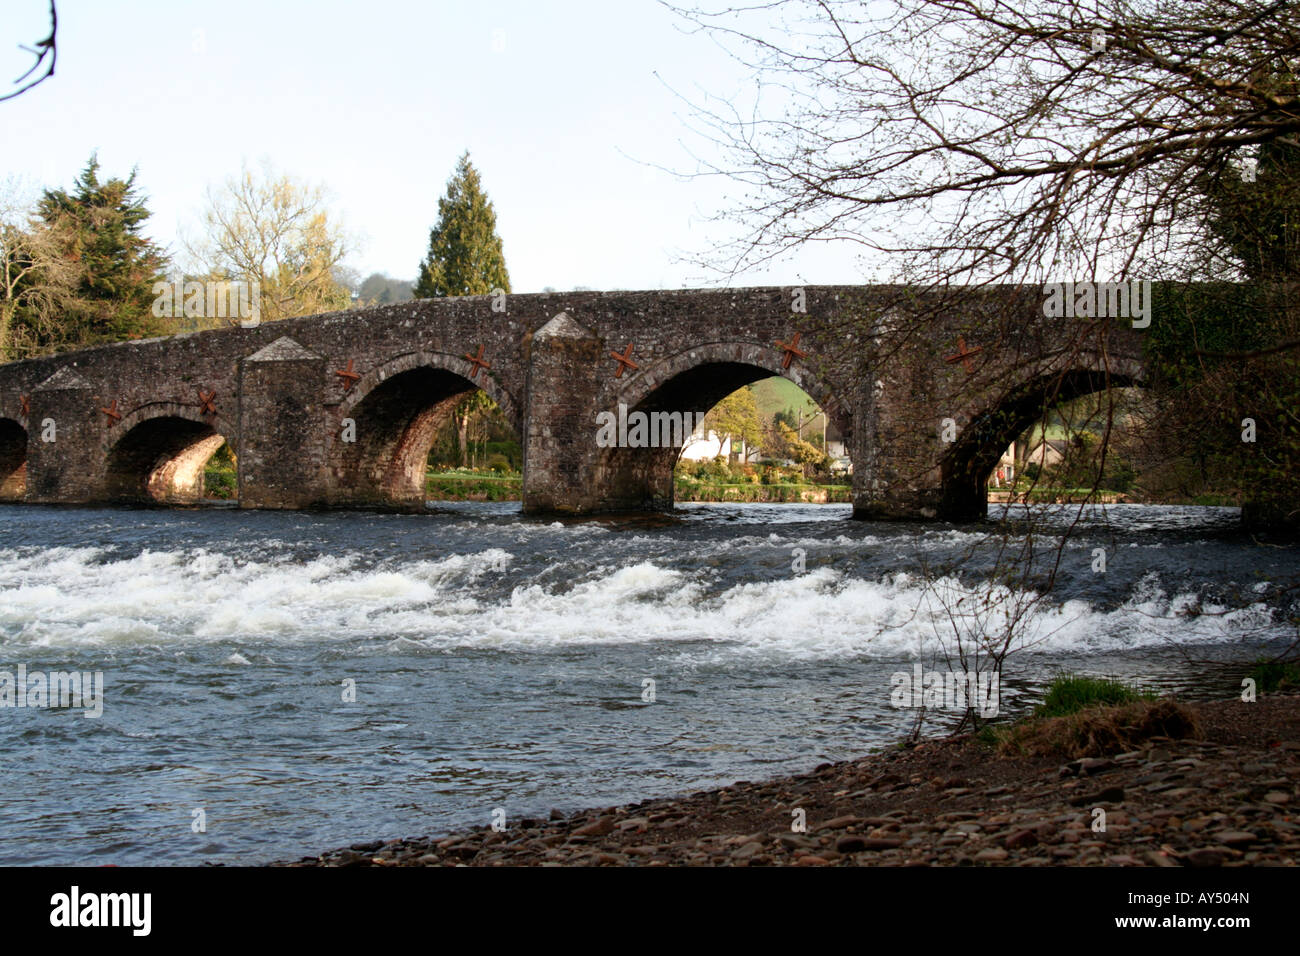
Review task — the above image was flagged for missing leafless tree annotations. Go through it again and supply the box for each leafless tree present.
[666,0,1298,289]
[0,184,80,360]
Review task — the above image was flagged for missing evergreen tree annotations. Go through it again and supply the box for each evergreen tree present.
[414,152,510,298]
[1197,135,1300,282]
[414,153,513,467]
[36,155,169,345]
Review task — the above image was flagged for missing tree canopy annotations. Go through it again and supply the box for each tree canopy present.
[185,161,352,324]
[414,152,510,299]
[34,154,168,346]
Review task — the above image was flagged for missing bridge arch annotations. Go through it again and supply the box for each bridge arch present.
[103,403,229,504]
[600,342,852,510]
[0,417,27,501]
[329,351,521,508]
[939,363,1145,518]
[614,342,845,424]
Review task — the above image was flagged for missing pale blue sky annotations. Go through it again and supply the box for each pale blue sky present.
[2,0,866,291]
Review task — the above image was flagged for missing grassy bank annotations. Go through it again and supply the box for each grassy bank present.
[419,467,853,504]
[426,469,522,501]
[674,480,852,503]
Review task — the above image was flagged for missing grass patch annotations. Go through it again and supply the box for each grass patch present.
[1248,658,1300,693]
[203,443,237,500]
[426,470,522,501]
[1033,675,1155,719]
[674,480,851,503]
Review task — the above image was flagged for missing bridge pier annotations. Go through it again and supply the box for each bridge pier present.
[850,366,982,522]
[25,368,107,504]
[520,313,610,514]
[237,337,331,510]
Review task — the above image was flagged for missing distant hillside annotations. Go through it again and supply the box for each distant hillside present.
[750,376,826,427]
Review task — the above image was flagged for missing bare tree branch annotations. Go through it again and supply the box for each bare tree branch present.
[0,1,57,104]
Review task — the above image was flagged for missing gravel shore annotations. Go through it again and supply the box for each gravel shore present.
[276,695,1300,867]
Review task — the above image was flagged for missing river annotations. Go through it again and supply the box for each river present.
[0,501,1293,865]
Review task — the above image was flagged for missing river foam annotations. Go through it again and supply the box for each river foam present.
[0,543,1279,660]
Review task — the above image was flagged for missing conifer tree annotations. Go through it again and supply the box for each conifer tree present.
[36,155,168,345]
[414,152,510,298]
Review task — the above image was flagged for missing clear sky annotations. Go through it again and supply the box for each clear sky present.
[2,0,867,292]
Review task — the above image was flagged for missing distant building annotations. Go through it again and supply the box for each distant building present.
[991,440,1018,487]
[1025,439,1070,471]
[680,428,733,461]
[825,420,847,460]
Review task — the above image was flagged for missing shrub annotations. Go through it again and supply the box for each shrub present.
[994,699,1200,758]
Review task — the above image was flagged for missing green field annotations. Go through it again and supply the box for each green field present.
[749,376,825,426]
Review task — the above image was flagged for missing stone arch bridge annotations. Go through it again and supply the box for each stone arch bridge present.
[0,286,1146,520]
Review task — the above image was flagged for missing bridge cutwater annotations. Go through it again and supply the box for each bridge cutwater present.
[0,286,1144,519]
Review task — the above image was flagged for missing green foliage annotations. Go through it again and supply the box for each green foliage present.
[1032,676,1153,720]
[673,455,847,502]
[1145,282,1273,389]
[202,442,237,500]
[414,153,510,299]
[1103,457,1137,494]
[33,155,169,346]
[702,386,762,459]
[1142,281,1299,524]
[1196,135,1300,282]
[1139,133,1300,527]
[672,475,851,503]
[482,440,522,469]
[776,421,824,466]
[425,469,521,501]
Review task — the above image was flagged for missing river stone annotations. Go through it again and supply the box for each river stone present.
[1070,786,1125,806]
[572,817,616,837]
[821,815,862,829]
[1184,847,1233,866]
[1004,829,1039,850]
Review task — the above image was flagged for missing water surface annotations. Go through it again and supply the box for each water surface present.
[0,502,1293,865]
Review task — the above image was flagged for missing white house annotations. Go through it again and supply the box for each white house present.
[679,428,733,461]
